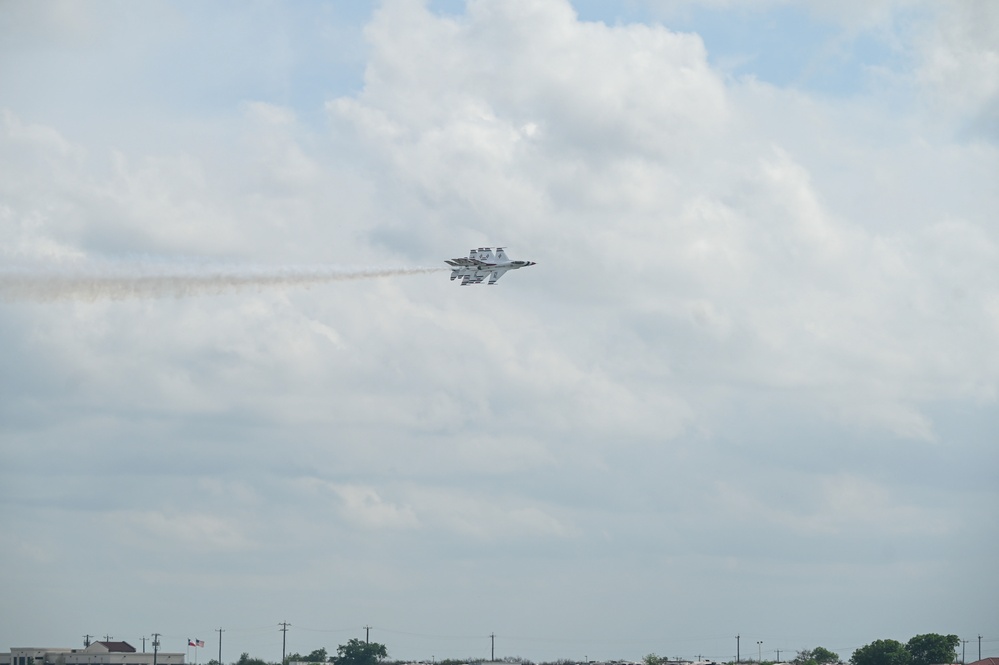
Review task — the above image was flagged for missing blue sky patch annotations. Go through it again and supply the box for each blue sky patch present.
[571,1,905,96]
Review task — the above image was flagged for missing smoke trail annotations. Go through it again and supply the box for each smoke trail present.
[0,262,447,302]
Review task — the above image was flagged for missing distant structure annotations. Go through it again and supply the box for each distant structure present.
[1,642,185,665]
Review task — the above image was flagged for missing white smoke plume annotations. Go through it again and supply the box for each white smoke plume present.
[0,261,447,302]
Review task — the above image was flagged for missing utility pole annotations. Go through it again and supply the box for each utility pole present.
[758,642,763,663]
[141,637,147,653]
[364,627,371,644]
[280,622,291,665]
[490,633,495,661]
[152,634,161,665]
[737,636,741,664]
[776,650,780,663]
[979,636,982,662]
[217,628,224,665]
[84,636,93,648]
[962,641,968,664]
[104,636,113,643]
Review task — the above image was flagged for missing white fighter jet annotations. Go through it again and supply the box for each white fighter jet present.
[445,247,536,285]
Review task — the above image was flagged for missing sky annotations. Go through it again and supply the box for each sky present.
[1,0,998,663]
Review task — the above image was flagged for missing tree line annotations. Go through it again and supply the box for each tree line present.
[647,633,960,665]
[204,639,388,665]
[852,634,960,665]
[211,632,963,665]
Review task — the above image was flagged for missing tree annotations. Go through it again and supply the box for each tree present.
[814,649,841,665]
[796,648,840,665]
[851,640,911,665]
[333,640,388,665]
[237,653,271,665]
[906,634,959,665]
[286,649,329,664]
[645,655,666,665]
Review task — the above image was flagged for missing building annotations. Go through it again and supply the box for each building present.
[4,642,184,665]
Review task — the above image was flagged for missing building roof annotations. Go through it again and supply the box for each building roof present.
[93,643,136,653]
[967,659,999,665]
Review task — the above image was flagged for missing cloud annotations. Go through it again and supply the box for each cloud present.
[402,485,578,541]
[913,0,999,133]
[328,483,421,530]
[107,510,254,552]
[1,0,997,658]
[713,473,952,538]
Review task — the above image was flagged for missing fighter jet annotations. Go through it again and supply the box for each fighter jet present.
[445,247,536,285]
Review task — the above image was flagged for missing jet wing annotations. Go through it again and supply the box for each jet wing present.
[487,267,511,285]
[446,257,490,267]
[461,271,488,286]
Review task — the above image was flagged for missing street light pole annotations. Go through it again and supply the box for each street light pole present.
[758,642,763,663]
